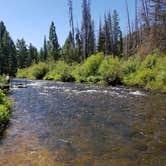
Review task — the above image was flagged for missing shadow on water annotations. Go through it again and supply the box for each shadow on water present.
[0,79,166,166]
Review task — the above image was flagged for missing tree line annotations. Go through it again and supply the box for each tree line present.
[0,0,165,76]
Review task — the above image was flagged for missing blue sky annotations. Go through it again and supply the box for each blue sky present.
[0,0,135,49]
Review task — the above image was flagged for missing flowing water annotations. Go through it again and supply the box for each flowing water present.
[0,79,166,166]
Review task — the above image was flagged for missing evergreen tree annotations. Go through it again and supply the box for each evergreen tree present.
[62,31,77,63]
[16,38,28,68]
[112,10,122,56]
[103,13,111,55]
[28,43,38,65]
[68,0,75,46]
[81,0,95,59]
[48,22,60,60]
[43,36,48,61]
[108,11,114,54]
[39,48,44,61]
[88,19,96,55]
[0,21,17,75]
[98,19,105,53]
[117,30,123,57]
[75,27,82,62]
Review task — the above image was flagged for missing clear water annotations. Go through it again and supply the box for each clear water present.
[0,79,166,166]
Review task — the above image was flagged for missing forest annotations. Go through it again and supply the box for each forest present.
[0,0,165,84]
[0,1,166,165]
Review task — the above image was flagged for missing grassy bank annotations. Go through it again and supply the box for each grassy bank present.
[0,76,12,135]
[16,53,166,93]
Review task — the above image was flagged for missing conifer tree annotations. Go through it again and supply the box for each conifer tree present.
[48,22,60,60]
[81,0,95,59]
[103,13,111,55]
[62,31,76,63]
[112,10,122,56]
[0,21,17,75]
[16,38,28,68]
[75,27,82,62]
[43,36,48,61]
[97,19,105,53]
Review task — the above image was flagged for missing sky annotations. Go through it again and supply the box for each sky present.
[0,0,135,49]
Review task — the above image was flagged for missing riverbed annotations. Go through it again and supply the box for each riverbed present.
[0,79,165,166]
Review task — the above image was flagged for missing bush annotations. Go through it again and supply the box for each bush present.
[44,61,75,82]
[31,63,48,79]
[129,69,156,87]
[146,56,166,92]
[86,76,103,83]
[141,54,158,69]
[72,53,104,82]
[17,63,48,79]
[98,56,122,85]
[0,90,11,134]
[122,56,141,85]
[122,54,166,92]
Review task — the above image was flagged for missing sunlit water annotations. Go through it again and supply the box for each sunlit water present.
[0,79,166,166]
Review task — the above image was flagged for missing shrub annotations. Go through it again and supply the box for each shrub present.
[31,63,48,79]
[0,90,11,134]
[98,56,122,85]
[0,104,9,133]
[122,56,141,75]
[122,56,141,85]
[141,54,158,69]
[44,61,75,82]
[129,69,156,87]
[17,63,48,79]
[146,56,166,92]
[86,76,103,83]
[72,53,104,82]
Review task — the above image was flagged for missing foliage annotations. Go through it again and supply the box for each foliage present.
[122,55,141,84]
[0,89,11,134]
[0,21,17,76]
[72,53,104,82]
[0,75,7,85]
[44,61,75,82]
[62,32,79,63]
[122,54,166,92]
[141,54,158,69]
[48,22,60,60]
[98,56,122,85]
[16,52,166,93]
[17,62,48,79]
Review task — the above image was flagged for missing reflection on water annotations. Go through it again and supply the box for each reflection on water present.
[0,79,166,166]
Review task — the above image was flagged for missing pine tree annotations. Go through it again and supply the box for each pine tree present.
[88,19,96,55]
[97,19,105,53]
[81,0,95,59]
[0,21,17,75]
[75,27,82,62]
[39,48,44,61]
[68,0,75,46]
[103,13,111,55]
[28,43,38,65]
[112,10,122,56]
[48,22,60,60]
[16,38,28,68]
[62,31,77,63]
[108,11,114,54]
[43,36,48,61]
